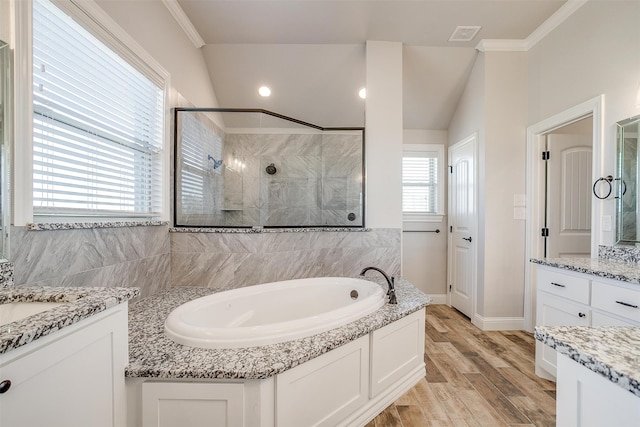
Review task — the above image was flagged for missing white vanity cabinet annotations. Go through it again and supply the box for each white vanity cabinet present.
[535,265,640,379]
[0,303,129,427]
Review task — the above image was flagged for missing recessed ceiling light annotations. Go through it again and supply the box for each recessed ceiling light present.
[258,86,271,97]
[358,88,366,99]
[449,26,482,42]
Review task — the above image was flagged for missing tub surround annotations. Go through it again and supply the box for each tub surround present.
[535,325,640,398]
[0,285,139,354]
[26,220,169,231]
[169,226,370,233]
[126,277,429,379]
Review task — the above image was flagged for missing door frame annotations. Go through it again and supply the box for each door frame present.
[447,132,478,325]
[524,95,604,331]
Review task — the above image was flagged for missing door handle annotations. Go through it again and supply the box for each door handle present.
[462,237,472,242]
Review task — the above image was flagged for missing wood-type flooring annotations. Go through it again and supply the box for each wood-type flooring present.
[366,304,556,427]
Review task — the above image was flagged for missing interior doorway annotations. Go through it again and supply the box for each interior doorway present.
[448,133,477,321]
[524,95,604,331]
[543,117,593,258]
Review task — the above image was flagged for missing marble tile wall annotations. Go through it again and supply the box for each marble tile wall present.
[177,131,364,227]
[170,228,401,289]
[10,225,171,297]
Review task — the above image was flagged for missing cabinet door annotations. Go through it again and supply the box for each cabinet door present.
[0,305,127,427]
[557,353,640,427]
[536,292,589,377]
[370,309,425,398]
[142,382,245,427]
[276,335,369,427]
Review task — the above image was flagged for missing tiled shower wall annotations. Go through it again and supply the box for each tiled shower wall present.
[8,226,400,296]
[170,229,401,289]
[10,225,171,297]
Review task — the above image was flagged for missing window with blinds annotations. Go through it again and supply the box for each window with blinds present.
[402,152,438,214]
[32,0,164,218]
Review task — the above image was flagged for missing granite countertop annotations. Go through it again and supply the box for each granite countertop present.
[0,286,140,355]
[535,326,640,398]
[531,257,640,285]
[126,277,430,380]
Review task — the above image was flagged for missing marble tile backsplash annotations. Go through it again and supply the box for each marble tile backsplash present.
[170,228,401,289]
[10,225,171,297]
[598,245,640,263]
[0,262,14,288]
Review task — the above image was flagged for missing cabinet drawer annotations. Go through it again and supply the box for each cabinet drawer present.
[537,268,590,304]
[592,281,640,323]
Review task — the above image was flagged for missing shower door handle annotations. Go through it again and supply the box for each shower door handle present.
[462,237,472,242]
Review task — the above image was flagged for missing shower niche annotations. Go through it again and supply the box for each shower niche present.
[174,108,365,228]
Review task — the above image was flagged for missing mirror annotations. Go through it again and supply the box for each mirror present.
[174,109,365,228]
[0,40,11,260]
[616,114,640,244]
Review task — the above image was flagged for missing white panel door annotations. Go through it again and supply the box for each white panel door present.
[547,134,592,258]
[448,135,476,318]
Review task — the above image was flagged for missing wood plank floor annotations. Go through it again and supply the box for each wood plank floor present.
[366,305,556,427]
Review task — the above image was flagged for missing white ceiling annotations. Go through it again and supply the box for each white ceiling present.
[176,0,567,129]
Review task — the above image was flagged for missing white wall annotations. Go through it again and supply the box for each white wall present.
[402,130,448,299]
[483,51,528,318]
[365,41,403,229]
[0,1,11,43]
[448,53,486,316]
[528,0,640,246]
[447,51,528,321]
[96,0,219,109]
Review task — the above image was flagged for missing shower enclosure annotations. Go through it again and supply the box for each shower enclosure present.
[174,109,365,228]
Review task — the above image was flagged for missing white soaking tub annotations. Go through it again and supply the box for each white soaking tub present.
[164,277,386,349]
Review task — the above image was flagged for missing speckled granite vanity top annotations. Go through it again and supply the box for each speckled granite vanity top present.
[126,278,430,380]
[0,286,139,354]
[531,257,640,285]
[535,326,640,397]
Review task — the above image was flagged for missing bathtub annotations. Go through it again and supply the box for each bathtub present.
[164,277,386,349]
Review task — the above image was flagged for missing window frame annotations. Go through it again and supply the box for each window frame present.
[14,0,171,225]
[402,143,445,229]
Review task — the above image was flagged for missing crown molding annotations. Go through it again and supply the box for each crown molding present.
[475,39,527,52]
[524,0,589,50]
[476,0,589,52]
[161,0,205,49]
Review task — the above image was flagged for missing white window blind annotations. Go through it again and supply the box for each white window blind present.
[178,112,223,215]
[32,0,164,218]
[402,154,438,213]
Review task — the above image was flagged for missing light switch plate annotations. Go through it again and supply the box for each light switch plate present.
[514,207,526,220]
[602,215,612,232]
[513,194,526,207]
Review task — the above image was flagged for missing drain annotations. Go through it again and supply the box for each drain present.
[350,290,359,300]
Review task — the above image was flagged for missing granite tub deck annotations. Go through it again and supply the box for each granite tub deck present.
[126,277,430,380]
[531,257,640,285]
[0,286,139,354]
[534,326,640,397]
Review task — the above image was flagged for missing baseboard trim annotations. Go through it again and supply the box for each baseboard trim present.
[426,294,447,305]
[473,314,525,331]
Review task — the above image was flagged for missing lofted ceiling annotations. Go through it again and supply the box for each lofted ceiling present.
[176,0,567,130]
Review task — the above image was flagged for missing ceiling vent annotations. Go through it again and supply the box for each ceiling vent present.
[448,26,482,42]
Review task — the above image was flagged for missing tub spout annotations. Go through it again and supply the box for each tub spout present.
[359,267,397,304]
